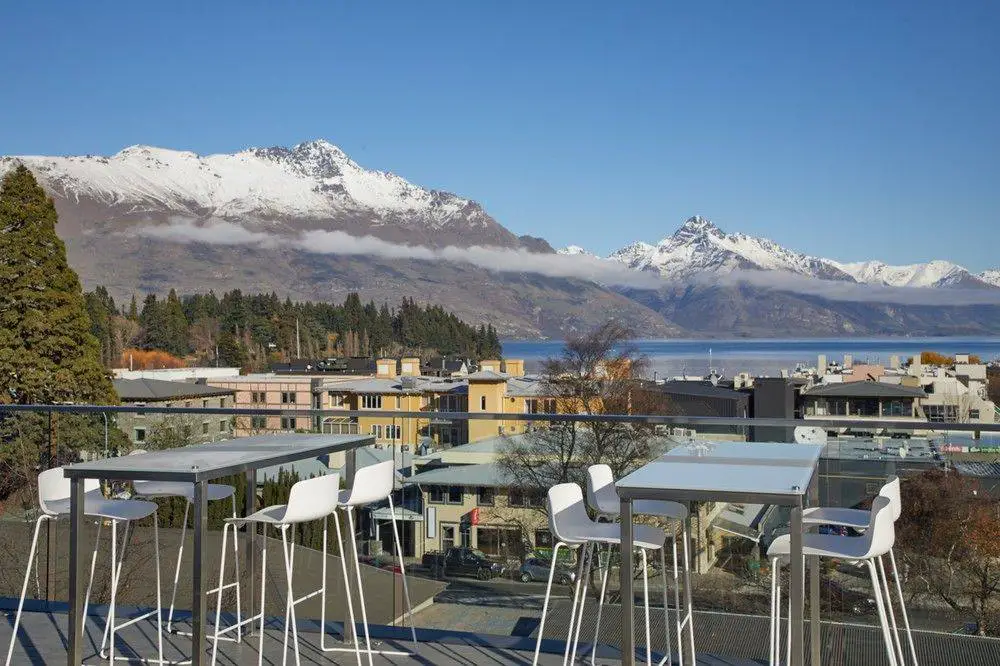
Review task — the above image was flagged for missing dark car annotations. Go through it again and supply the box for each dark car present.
[421,547,505,580]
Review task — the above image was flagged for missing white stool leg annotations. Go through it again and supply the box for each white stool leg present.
[671,528,684,666]
[769,558,778,666]
[387,496,418,648]
[100,519,133,658]
[325,512,363,665]
[590,544,612,666]
[867,559,899,666]
[107,520,119,665]
[166,501,190,633]
[569,543,595,663]
[4,516,45,666]
[878,555,906,665]
[680,519,696,666]
[889,548,918,666]
[230,494,243,644]
[532,542,564,666]
[346,508,374,666]
[210,521,230,665]
[256,529,267,666]
[280,526,301,666]
[562,544,589,665]
[82,519,104,634]
[657,547,673,666]
[641,549,652,666]
[153,513,164,666]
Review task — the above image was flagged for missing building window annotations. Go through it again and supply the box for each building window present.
[251,391,265,404]
[220,397,227,409]
[220,420,227,433]
[428,486,462,504]
[251,415,267,430]
[525,398,556,414]
[328,392,344,407]
[478,487,495,506]
[202,399,209,409]
[480,396,487,411]
[441,524,456,550]
[386,424,401,440]
[509,489,543,508]
[926,405,958,423]
[535,529,553,548]
[133,427,146,443]
[361,394,382,409]
[395,396,401,409]
[202,422,209,435]
[448,486,463,504]
[281,391,296,404]
[280,416,294,430]
[370,424,383,439]
[970,409,981,420]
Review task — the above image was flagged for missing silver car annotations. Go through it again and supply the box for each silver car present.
[519,557,576,585]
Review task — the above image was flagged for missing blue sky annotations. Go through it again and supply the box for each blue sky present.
[2,2,997,269]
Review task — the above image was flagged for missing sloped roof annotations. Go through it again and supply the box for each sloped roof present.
[404,463,511,488]
[114,378,235,402]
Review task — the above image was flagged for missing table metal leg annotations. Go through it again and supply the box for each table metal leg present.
[68,477,85,666]
[620,498,635,666]
[192,480,208,665]
[790,506,804,666]
[809,477,821,666]
[244,468,256,637]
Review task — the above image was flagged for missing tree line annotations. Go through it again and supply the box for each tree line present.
[85,288,502,371]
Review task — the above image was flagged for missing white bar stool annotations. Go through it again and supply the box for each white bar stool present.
[320,459,418,665]
[131,480,243,644]
[799,476,916,666]
[212,472,340,666]
[768,496,898,666]
[5,467,164,666]
[586,464,696,666]
[532,482,667,666]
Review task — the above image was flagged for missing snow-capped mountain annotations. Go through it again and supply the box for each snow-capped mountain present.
[978,270,1000,288]
[608,216,854,282]
[557,245,597,257]
[0,140,520,248]
[828,260,982,288]
[607,216,998,289]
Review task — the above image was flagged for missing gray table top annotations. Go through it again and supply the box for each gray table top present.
[617,440,824,505]
[64,433,374,482]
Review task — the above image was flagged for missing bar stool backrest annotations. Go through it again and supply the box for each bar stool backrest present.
[585,464,620,517]
[881,476,902,521]
[37,467,100,516]
[340,459,394,507]
[547,483,593,545]
[860,496,896,559]
[283,472,341,524]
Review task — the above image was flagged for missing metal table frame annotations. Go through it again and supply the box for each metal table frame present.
[616,443,823,666]
[63,433,373,666]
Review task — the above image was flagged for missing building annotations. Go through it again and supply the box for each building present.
[208,374,321,435]
[644,380,751,438]
[112,378,236,446]
[113,367,241,381]
[801,381,926,422]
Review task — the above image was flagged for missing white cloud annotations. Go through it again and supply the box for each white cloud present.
[129,219,1000,306]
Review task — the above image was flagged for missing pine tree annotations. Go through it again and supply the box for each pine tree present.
[0,166,116,405]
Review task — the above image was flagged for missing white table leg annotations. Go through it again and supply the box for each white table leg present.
[620,498,635,666]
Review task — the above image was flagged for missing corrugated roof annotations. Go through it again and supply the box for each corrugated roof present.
[466,370,508,381]
[114,378,235,401]
[953,461,1000,478]
[657,380,749,399]
[804,382,927,398]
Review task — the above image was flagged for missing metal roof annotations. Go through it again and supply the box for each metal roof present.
[404,463,510,488]
[953,461,1000,478]
[803,382,927,398]
[113,378,235,402]
[657,380,749,400]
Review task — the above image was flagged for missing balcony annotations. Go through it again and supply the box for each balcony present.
[1,404,999,665]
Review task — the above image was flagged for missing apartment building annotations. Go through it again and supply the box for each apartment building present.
[208,373,319,435]
[113,378,236,446]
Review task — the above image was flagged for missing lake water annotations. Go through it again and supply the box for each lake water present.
[502,337,1000,377]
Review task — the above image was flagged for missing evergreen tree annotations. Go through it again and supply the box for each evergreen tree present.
[0,166,116,405]
[127,294,138,320]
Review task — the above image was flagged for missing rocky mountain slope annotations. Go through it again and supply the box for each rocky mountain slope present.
[0,142,677,339]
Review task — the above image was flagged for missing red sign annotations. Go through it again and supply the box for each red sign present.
[470,508,480,525]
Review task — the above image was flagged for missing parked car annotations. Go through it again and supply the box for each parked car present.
[519,557,575,585]
[421,547,505,580]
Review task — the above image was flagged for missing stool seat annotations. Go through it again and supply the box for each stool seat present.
[229,503,292,526]
[802,506,870,529]
[767,531,884,561]
[561,522,667,551]
[634,499,689,520]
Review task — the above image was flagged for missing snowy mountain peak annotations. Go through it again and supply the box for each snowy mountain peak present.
[557,245,594,257]
[980,270,1000,288]
[2,140,500,240]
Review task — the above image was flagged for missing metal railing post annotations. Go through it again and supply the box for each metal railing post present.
[45,408,56,602]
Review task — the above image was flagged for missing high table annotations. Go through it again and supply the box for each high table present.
[63,433,374,666]
[616,441,824,666]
